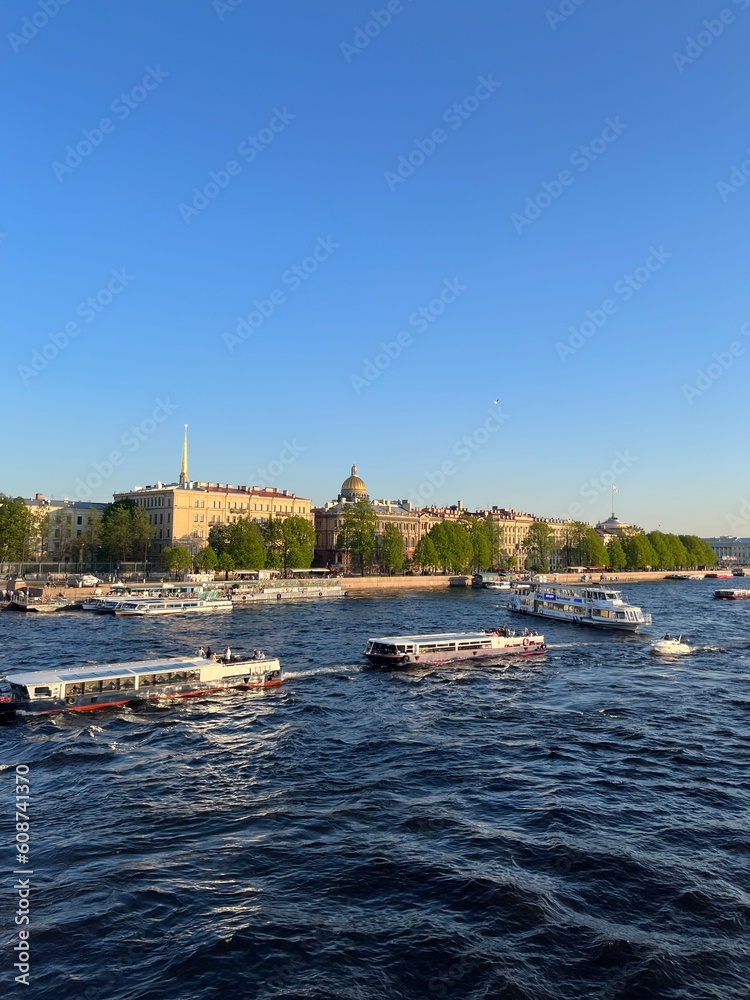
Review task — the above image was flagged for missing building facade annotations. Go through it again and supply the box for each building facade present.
[23,494,107,562]
[114,427,312,555]
[314,465,435,569]
[703,537,750,565]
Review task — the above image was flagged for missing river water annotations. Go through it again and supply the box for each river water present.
[1,580,749,1000]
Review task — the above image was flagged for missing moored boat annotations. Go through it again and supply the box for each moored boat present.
[114,593,233,616]
[0,651,281,715]
[363,628,546,667]
[713,588,750,600]
[507,583,652,632]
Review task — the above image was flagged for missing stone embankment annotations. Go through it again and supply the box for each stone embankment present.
[342,571,679,592]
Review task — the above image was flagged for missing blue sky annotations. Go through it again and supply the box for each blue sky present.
[2,0,749,535]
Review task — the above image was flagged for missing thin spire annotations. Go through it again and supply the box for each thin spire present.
[179,424,188,485]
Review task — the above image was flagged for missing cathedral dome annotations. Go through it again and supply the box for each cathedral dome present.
[340,464,368,501]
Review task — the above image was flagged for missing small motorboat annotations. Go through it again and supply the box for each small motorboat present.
[651,634,692,656]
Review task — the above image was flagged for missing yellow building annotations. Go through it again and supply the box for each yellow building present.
[314,465,434,569]
[114,426,312,555]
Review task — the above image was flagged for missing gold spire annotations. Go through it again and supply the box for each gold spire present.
[179,424,188,485]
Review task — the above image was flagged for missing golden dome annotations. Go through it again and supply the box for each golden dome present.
[340,464,368,500]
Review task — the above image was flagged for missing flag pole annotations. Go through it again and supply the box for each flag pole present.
[611,484,616,519]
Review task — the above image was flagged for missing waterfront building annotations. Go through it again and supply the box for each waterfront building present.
[703,536,750,566]
[23,494,107,562]
[114,426,312,556]
[314,465,435,569]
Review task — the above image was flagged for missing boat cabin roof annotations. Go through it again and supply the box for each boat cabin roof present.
[369,631,496,644]
[8,656,201,686]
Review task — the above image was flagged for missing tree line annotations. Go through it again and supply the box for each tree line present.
[161,514,317,577]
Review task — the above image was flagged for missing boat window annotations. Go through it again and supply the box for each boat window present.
[10,684,29,697]
[121,677,135,690]
[33,686,52,697]
[154,673,170,685]
[65,684,83,697]
[84,681,102,694]
[186,670,201,681]
[140,675,154,687]
[102,678,120,691]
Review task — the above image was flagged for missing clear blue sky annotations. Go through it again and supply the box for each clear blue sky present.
[3,0,749,535]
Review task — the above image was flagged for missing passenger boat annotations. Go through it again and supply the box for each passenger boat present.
[0,652,281,715]
[363,628,546,667]
[229,578,346,604]
[507,583,652,631]
[732,569,747,577]
[113,592,233,616]
[713,588,750,600]
[705,571,733,579]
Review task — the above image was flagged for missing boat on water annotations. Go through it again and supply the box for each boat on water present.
[0,651,281,715]
[229,578,346,604]
[732,569,747,577]
[483,579,511,591]
[705,572,733,579]
[113,593,233,616]
[665,573,703,581]
[507,583,652,632]
[713,588,750,600]
[363,628,546,667]
[651,634,692,656]
[471,572,511,590]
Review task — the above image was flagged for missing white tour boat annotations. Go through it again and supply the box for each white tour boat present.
[507,582,652,632]
[113,592,233,616]
[0,651,281,715]
[229,578,346,604]
[363,628,546,667]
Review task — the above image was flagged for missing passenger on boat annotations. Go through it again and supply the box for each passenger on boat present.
[197,646,206,658]
[663,633,671,640]
[253,649,264,660]
[205,646,212,659]
[224,646,232,662]
[210,652,219,662]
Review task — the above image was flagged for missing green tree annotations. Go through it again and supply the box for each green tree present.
[281,515,316,570]
[413,535,438,572]
[607,537,627,571]
[461,516,494,571]
[680,535,716,568]
[217,552,235,578]
[208,523,231,556]
[622,534,658,570]
[379,523,404,575]
[228,519,266,569]
[526,522,554,572]
[429,522,473,573]
[0,496,35,562]
[339,499,377,575]
[561,521,589,566]
[583,528,610,567]
[194,545,218,572]
[100,498,154,561]
[162,546,192,577]
[261,516,283,569]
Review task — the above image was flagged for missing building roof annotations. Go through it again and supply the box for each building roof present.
[340,464,368,500]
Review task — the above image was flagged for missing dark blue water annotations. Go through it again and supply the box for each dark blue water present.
[1,580,749,1000]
